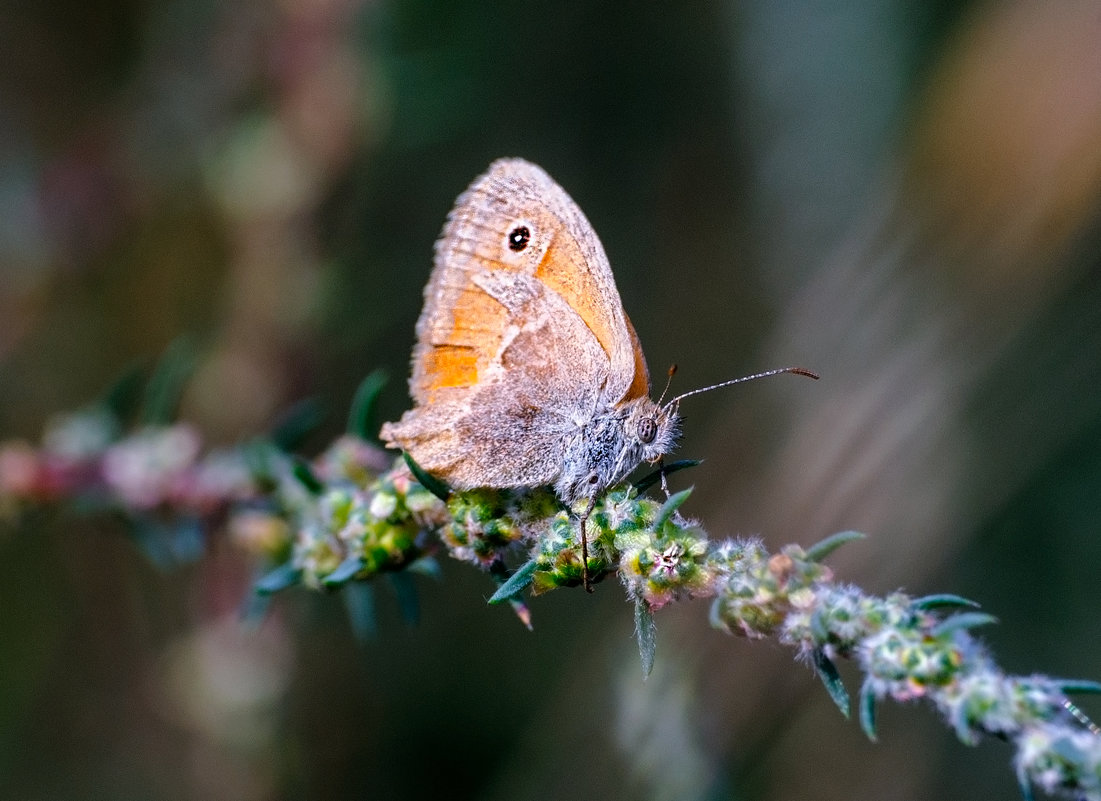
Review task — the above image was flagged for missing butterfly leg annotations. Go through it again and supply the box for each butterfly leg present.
[657,457,671,498]
[656,458,689,527]
[580,495,598,593]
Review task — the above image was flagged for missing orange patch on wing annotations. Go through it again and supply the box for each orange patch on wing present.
[535,239,618,361]
[449,285,508,349]
[421,344,479,392]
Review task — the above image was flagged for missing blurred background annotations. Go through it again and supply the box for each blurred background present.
[2,0,1101,798]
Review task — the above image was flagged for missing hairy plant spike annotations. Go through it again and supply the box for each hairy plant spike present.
[5,374,1101,801]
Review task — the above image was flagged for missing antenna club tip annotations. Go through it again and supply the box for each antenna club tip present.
[790,367,820,380]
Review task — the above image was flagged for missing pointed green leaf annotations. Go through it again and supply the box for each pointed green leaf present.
[270,398,326,451]
[388,571,420,625]
[255,562,302,595]
[809,608,830,643]
[242,439,279,488]
[633,459,703,493]
[403,451,451,501]
[653,487,693,529]
[507,596,533,631]
[708,598,730,633]
[343,582,377,641]
[1016,768,1036,801]
[949,699,978,745]
[1055,679,1101,696]
[239,588,272,629]
[142,337,195,425]
[805,530,866,563]
[291,456,324,495]
[931,612,998,638]
[489,559,538,604]
[407,556,442,578]
[348,370,388,439]
[911,594,981,611]
[859,680,878,741]
[812,648,850,718]
[488,560,535,628]
[168,516,204,563]
[127,515,175,569]
[102,365,146,423]
[323,554,365,586]
[635,599,657,679]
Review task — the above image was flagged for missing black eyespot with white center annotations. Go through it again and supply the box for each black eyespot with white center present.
[507,225,531,252]
[637,417,657,444]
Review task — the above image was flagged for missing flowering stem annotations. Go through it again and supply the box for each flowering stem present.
[2,377,1099,801]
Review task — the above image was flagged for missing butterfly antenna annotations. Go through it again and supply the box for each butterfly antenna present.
[666,366,819,408]
[656,364,678,406]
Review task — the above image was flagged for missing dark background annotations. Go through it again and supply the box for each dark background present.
[2,1,1100,799]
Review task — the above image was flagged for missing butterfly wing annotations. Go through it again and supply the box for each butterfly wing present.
[380,159,650,488]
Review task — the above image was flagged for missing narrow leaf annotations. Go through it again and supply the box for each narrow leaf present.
[488,561,535,628]
[127,516,175,569]
[507,597,533,631]
[142,337,195,425]
[859,680,878,741]
[949,700,978,745]
[403,451,451,502]
[653,487,693,530]
[270,398,326,451]
[809,608,830,643]
[633,459,702,493]
[348,370,388,439]
[242,439,279,488]
[489,559,538,604]
[343,582,378,641]
[167,516,205,563]
[388,572,420,625]
[291,456,324,495]
[1055,679,1101,696]
[911,594,981,611]
[102,365,146,423]
[407,556,442,579]
[1017,769,1036,801]
[812,648,850,718]
[931,612,998,638]
[635,599,657,679]
[323,554,365,586]
[239,588,272,629]
[255,562,302,595]
[708,598,730,633]
[805,530,866,563]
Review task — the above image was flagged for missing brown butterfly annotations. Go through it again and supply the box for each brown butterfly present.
[381,159,816,588]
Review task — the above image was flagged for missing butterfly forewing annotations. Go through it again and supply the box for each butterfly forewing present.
[381,158,655,491]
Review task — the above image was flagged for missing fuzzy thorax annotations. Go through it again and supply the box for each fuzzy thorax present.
[554,395,680,503]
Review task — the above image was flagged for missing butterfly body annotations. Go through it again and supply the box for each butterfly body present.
[553,395,678,503]
[380,158,680,502]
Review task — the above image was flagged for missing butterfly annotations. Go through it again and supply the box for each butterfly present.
[380,159,815,589]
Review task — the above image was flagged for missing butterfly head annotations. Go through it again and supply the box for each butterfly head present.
[554,395,681,504]
[633,396,681,465]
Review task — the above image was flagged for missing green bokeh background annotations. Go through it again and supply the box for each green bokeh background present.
[2,1,1100,799]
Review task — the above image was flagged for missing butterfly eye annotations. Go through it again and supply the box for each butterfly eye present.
[637,417,657,444]
[507,225,531,252]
